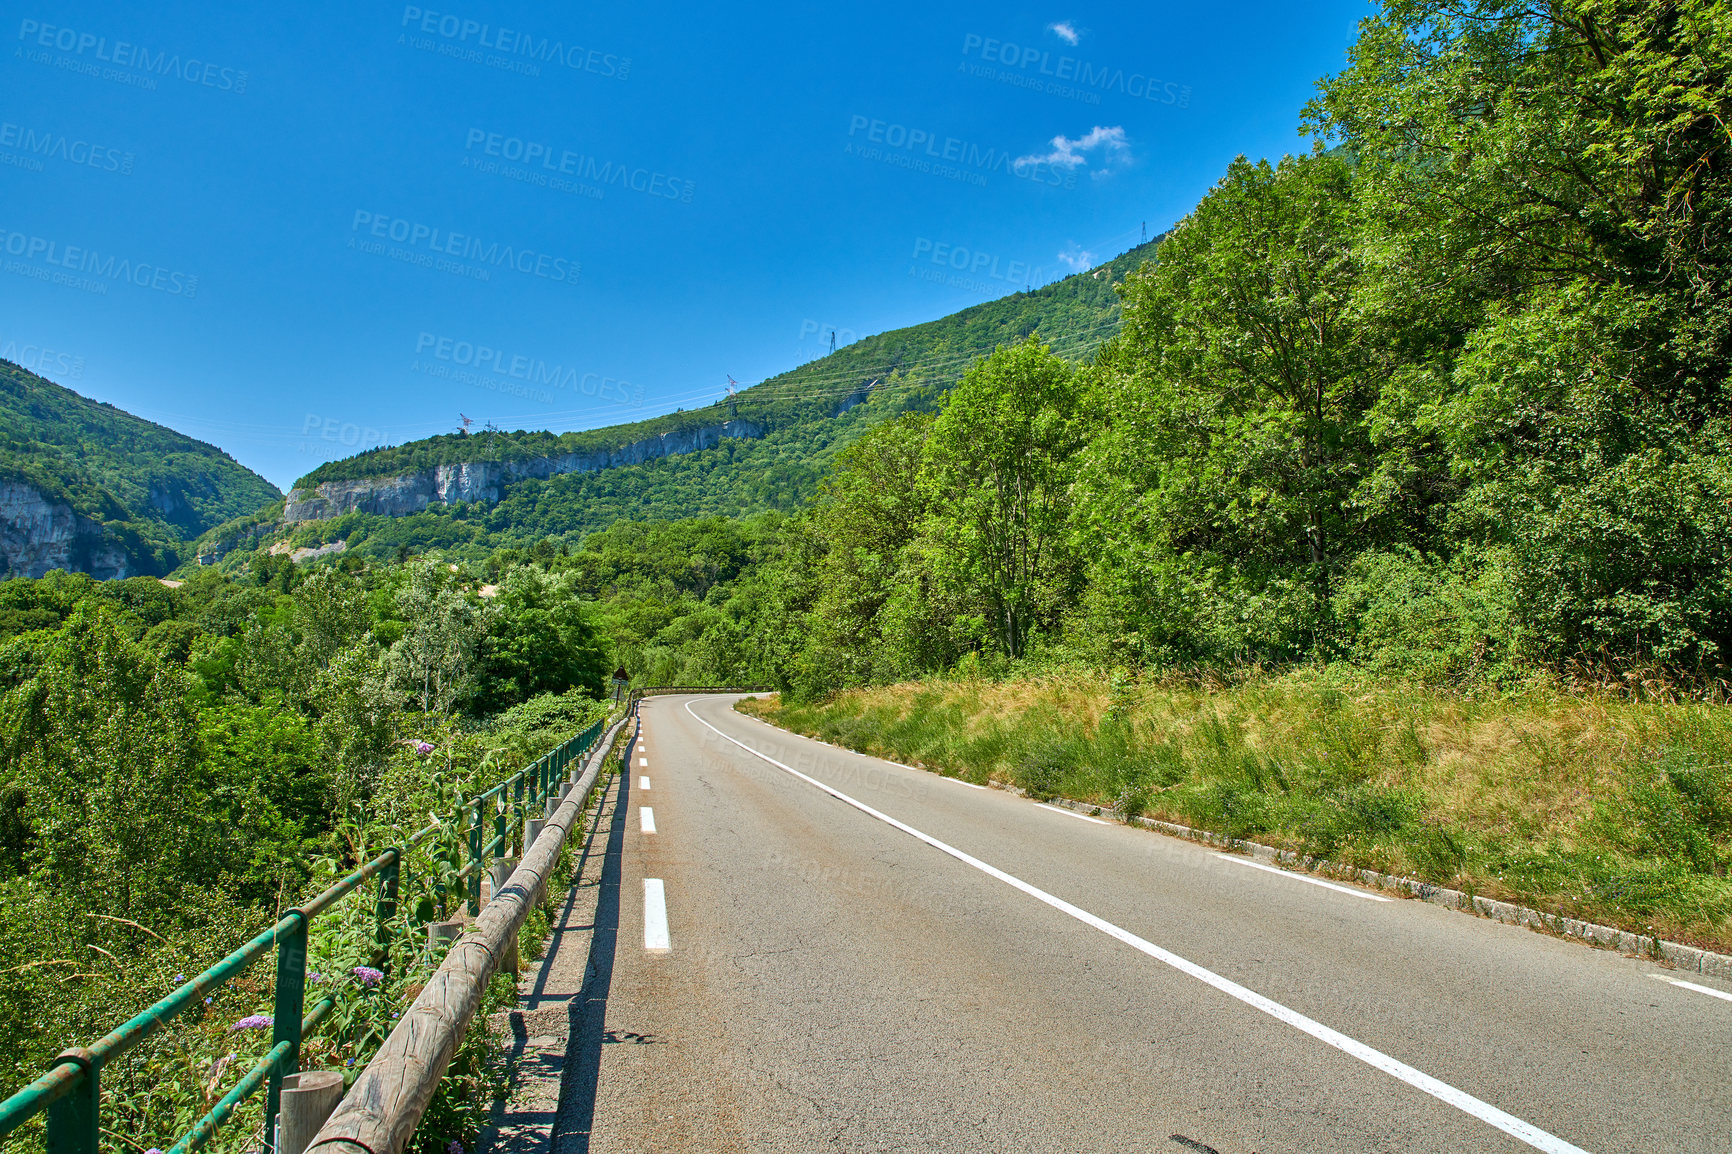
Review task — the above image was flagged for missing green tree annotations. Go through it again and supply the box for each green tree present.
[1076,153,1383,661]
[466,567,608,714]
[387,562,482,714]
[0,609,208,919]
[921,339,1082,660]
[797,412,941,689]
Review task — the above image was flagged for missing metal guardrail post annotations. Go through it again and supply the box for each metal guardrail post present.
[512,776,525,855]
[375,854,399,959]
[466,803,482,917]
[44,1051,96,1154]
[492,801,506,886]
[264,911,309,1152]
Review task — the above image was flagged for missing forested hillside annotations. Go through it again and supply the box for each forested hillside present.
[261,240,1146,558]
[0,361,280,575]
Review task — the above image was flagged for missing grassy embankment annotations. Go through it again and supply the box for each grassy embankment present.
[740,671,1732,953]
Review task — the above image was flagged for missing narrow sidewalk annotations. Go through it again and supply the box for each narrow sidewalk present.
[478,768,624,1154]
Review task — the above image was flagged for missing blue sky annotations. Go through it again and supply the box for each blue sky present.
[1,0,1370,491]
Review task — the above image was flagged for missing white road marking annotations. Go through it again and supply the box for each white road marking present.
[1215,853,1393,902]
[643,878,670,951]
[640,807,656,834]
[640,776,651,790]
[1036,802,1110,825]
[685,701,1588,1154]
[1651,973,1732,1003]
[639,757,648,767]
[946,777,988,789]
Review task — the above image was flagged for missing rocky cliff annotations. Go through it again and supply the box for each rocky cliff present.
[284,418,765,522]
[0,480,133,579]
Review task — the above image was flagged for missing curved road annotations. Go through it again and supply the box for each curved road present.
[528,694,1730,1153]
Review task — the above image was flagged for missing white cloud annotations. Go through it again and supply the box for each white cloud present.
[1048,21,1080,45]
[1057,244,1095,273]
[1014,125,1129,177]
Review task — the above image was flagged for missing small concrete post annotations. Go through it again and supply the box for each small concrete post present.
[279,1070,344,1154]
[426,921,461,949]
[486,858,518,904]
[487,858,521,974]
[525,817,544,850]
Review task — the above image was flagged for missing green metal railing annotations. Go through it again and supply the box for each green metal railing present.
[0,716,612,1154]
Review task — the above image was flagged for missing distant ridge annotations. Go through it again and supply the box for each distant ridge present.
[253,235,1159,558]
[0,361,279,578]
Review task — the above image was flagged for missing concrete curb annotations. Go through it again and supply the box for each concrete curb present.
[1023,789,1732,981]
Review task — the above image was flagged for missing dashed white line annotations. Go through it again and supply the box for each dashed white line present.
[640,806,656,834]
[639,757,649,767]
[643,878,670,951]
[640,776,651,790]
[685,700,1588,1154]
[946,776,989,789]
[1035,802,1110,825]
[1214,853,1393,902]
[1651,973,1732,1003]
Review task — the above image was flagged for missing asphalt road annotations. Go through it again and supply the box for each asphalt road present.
[541,693,1732,1153]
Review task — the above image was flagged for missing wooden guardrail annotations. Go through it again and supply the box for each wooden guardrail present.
[0,714,614,1154]
[305,707,638,1154]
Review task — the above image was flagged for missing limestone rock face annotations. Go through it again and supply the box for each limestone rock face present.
[284,418,765,522]
[0,480,132,579]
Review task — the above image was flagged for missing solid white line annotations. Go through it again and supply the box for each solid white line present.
[640,776,651,790]
[1215,853,1394,902]
[1036,802,1110,825]
[643,878,670,951]
[640,807,656,834]
[684,701,1587,1154]
[1651,973,1732,1003]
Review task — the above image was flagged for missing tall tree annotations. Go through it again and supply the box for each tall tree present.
[921,339,1082,660]
[1076,153,1387,661]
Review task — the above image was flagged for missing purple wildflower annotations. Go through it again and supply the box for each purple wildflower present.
[308,971,323,983]
[448,1142,464,1154]
[352,966,384,987]
[146,1149,164,1154]
[413,740,435,756]
[173,973,185,984]
[229,1014,273,1031]
[203,997,212,1005]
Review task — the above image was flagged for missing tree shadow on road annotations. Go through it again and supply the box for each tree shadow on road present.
[550,770,629,1153]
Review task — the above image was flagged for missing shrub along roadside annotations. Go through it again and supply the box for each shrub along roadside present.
[740,670,1732,954]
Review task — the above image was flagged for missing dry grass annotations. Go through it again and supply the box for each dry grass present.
[742,668,1732,952]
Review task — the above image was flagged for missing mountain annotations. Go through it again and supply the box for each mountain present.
[0,361,280,578]
[256,238,1157,560]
